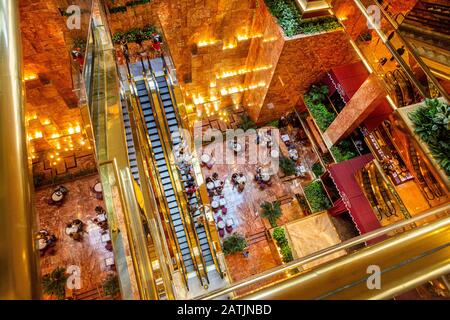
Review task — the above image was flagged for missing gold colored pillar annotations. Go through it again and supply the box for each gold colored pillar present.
[0,0,40,299]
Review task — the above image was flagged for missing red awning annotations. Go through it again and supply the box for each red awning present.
[328,154,383,241]
[324,61,370,103]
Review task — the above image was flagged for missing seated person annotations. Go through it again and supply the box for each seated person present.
[212,172,219,180]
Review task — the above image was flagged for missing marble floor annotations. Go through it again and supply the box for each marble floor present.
[285,212,347,271]
[35,174,113,299]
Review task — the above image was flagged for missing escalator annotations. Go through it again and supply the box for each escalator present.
[152,73,215,269]
[121,99,140,184]
[134,78,196,273]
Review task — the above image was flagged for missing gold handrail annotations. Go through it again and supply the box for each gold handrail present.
[353,0,450,101]
[127,79,191,291]
[145,72,209,284]
[157,68,223,279]
[0,0,40,299]
[197,202,450,299]
[122,91,176,299]
[98,159,158,300]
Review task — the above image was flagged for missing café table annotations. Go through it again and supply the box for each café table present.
[93,182,103,193]
[207,182,215,190]
[65,225,79,235]
[281,134,290,142]
[217,220,225,230]
[97,213,107,222]
[219,198,227,206]
[214,180,222,188]
[101,233,111,243]
[211,200,219,209]
[51,190,64,202]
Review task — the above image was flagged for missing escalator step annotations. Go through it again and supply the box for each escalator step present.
[159,87,169,94]
[162,100,172,107]
[165,106,174,113]
[160,94,171,101]
[167,119,178,126]
[154,153,165,161]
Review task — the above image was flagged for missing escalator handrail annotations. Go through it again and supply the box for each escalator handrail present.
[146,72,211,285]
[128,78,191,290]
[141,75,206,285]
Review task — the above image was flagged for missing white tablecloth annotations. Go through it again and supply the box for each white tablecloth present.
[211,200,219,209]
[52,191,64,202]
[201,154,211,163]
[207,182,215,190]
[219,198,227,206]
[94,182,102,193]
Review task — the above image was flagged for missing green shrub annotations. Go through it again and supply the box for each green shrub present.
[261,201,282,228]
[272,227,294,263]
[238,114,257,131]
[42,267,68,300]
[281,245,294,263]
[409,98,450,176]
[304,181,332,213]
[102,274,120,298]
[280,156,297,176]
[312,162,324,177]
[264,0,341,37]
[222,233,248,255]
[112,25,158,44]
[331,139,358,163]
[304,84,336,132]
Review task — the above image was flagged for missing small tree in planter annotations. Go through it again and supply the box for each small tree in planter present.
[279,156,296,176]
[42,267,69,300]
[222,233,248,255]
[261,201,282,228]
[102,273,121,299]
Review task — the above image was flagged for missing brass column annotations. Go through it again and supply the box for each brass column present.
[0,0,40,299]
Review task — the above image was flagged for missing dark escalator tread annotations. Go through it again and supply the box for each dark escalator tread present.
[159,87,169,94]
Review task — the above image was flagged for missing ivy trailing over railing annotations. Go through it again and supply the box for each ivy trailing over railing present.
[303,180,332,213]
[112,25,158,44]
[304,84,336,132]
[272,227,293,263]
[107,0,151,14]
[330,139,358,163]
[264,0,341,37]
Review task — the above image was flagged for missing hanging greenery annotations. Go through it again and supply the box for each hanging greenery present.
[303,181,332,213]
[108,0,151,14]
[409,98,450,176]
[112,25,158,44]
[304,84,336,132]
[272,227,293,263]
[264,0,341,37]
[330,139,358,163]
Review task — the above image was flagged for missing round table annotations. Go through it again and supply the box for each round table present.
[94,182,103,193]
[206,182,215,190]
[51,191,64,202]
[271,149,280,158]
[236,176,247,184]
[214,180,222,188]
[211,200,219,209]
[201,154,211,164]
[217,220,225,229]
[219,198,227,206]
[261,173,271,182]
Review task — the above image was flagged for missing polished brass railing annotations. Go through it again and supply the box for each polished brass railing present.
[196,203,449,300]
[0,0,40,299]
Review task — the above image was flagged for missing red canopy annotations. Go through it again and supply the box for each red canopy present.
[328,154,383,241]
[324,61,394,131]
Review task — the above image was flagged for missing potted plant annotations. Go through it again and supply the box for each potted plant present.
[102,273,121,299]
[279,156,297,177]
[222,233,248,255]
[238,114,256,131]
[260,201,282,228]
[311,162,324,178]
[42,267,69,300]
